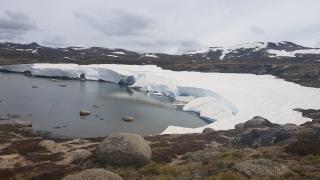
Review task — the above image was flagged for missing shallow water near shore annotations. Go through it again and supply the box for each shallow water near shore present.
[0,72,207,137]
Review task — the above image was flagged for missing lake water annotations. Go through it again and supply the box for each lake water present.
[0,72,207,137]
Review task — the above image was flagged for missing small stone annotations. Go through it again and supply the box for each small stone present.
[80,73,86,80]
[93,105,99,108]
[72,149,92,164]
[32,85,38,88]
[38,140,56,152]
[122,116,134,122]
[202,128,215,133]
[7,114,20,119]
[58,84,67,87]
[49,79,60,82]
[24,70,32,77]
[80,110,91,116]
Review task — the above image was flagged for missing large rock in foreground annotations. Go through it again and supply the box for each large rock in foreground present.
[95,133,152,166]
[62,168,122,180]
[234,159,290,177]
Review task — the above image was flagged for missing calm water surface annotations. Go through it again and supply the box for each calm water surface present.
[0,72,207,137]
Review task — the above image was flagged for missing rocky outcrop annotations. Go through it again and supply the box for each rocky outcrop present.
[234,159,290,177]
[233,117,298,147]
[239,116,275,129]
[62,168,122,180]
[95,133,152,166]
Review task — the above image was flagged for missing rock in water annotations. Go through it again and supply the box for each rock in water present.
[93,104,99,108]
[80,73,86,80]
[80,110,91,116]
[62,168,122,180]
[95,133,152,166]
[234,159,290,177]
[24,70,32,77]
[122,116,135,122]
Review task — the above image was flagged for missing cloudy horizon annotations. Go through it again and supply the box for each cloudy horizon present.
[0,0,320,53]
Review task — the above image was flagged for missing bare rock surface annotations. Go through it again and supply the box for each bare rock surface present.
[234,159,290,177]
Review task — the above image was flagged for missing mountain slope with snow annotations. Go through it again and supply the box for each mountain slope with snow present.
[184,41,320,61]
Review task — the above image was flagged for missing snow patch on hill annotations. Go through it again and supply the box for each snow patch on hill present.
[185,42,267,59]
[142,53,159,58]
[112,51,126,55]
[268,49,320,58]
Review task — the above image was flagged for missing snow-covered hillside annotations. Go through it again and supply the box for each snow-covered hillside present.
[185,41,320,60]
[1,63,320,134]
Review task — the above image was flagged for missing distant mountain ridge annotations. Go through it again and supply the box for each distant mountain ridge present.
[0,41,320,63]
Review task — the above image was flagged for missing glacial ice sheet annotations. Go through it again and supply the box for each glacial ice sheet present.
[1,63,320,135]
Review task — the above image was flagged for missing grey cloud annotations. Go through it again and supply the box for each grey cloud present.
[0,11,37,40]
[125,38,201,53]
[42,36,67,47]
[74,10,151,36]
[250,25,265,35]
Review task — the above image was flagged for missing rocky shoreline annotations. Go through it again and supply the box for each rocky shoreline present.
[0,109,319,179]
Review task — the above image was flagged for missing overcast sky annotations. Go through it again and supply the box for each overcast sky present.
[0,0,319,53]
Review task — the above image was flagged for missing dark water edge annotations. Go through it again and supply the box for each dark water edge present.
[0,72,208,138]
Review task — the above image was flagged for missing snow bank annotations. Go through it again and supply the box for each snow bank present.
[1,63,320,135]
[183,97,234,122]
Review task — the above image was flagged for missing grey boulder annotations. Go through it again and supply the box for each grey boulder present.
[202,127,215,133]
[71,149,92,164]
[62,168,122,180]
[119,75,135,85]
[95,133,152,166]
[242,116,275,129]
